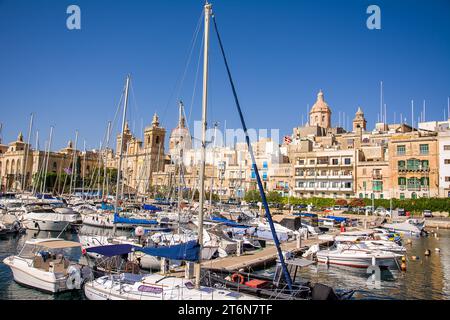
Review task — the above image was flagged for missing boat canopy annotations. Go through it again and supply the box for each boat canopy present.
[86,244,137,257]
[101,202,115,210]
[35,240,81,249]
[142,204,162,212]
[324,216,347,222]
[210,216,249,228]
[137,240,199,261]
[113,214,158,225]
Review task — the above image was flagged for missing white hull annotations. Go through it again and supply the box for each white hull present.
[317,250,400,269]
[84,274,258,300]
[23,220,70,232]
[3,257,67,293]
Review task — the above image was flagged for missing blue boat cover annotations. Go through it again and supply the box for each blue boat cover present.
[137,240,200,261]
[114,214,158,225]
[210,216,248,228]
[101,202,115,210]
[86,244,137,257]
[142,204,162,212]
[325,215,347,222]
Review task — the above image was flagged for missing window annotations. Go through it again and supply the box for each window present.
[400,193,405,200]
[444,145,450,151]
[419,144,429,155]
[344,158,351,165]
[363,181,367,189]
[411,192,417,199]
[332,158,338,165]
[397,145,406,155]
[407,177,420,190]
[407,159,420,170]
[446,177,450,182]
[445,159,450,165]
[263,161,268,169]
[320,182,327,188]
[309,159,315,165]
[359,193,363,199]
[344,182,352,189]
[398,177,406,185]
[332,182,339,188]
[422,160,429,169]
[373,181,383,192]
[309,182,315,188]
[398,160,406,169]
[296,159,304,165]
[155,136,160,144]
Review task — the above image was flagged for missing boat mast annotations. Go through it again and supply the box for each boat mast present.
[113,75,130,234]
[21,113,33,194]
[102,121,112,200]
[69,130,79,198]
[195,1,212,289]
[41,126,54,195]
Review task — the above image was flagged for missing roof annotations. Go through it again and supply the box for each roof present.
[26,238,81,249]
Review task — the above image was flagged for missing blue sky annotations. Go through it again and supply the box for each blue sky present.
[0,0,449,151]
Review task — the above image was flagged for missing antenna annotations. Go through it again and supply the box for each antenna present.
[384,103,387,124]
[423,100,426,122]
[380,81,383,124]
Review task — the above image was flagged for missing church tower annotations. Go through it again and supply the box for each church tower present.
[143,113,166,173]
[309,90,332,128]
[353,107,367,132]
[116,121,132,155]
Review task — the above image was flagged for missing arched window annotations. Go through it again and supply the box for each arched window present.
[411,192,417,199]
[421,160,429,169]
[11,160,15,175]
[398,160,405,170]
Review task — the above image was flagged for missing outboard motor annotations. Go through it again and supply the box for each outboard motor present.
[311,283,338,300]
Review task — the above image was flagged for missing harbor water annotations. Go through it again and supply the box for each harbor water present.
[1,228,449,300]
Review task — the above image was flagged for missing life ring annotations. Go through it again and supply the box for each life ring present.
[231,273,244,284]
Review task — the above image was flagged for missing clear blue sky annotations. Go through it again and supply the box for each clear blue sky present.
[1,0,449,151]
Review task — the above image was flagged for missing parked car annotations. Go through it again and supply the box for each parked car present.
[397,208,406,216]
[333,205,341,211]
[423,210,433,218]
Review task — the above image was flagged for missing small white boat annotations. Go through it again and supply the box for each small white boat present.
[84,272,258,300]
[3,238,87,293]
[316,243,402,269]
[382,219,425,236]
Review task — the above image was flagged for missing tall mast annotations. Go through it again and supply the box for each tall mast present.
[21,113,33,193]
[42,126,54,195]
[210,122,218,208]
[69,130,79,197]
[195,1,212,289]
[103,121,112,200]
[113,74,131,234]
[82,140,86,197]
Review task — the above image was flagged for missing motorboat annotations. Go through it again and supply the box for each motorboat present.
[382,219,425,236]
[3,238,90,293]
[22,203,80,232]
[315,243,402,269]
[0,213,24,235]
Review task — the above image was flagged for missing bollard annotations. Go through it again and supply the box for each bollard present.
[236,240,244,257]
[185,262,194,279]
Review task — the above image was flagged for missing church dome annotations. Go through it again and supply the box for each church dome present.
[310,90,331,114]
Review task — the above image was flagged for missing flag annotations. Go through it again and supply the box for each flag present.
[284,136,292,145]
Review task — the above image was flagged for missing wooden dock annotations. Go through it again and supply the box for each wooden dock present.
[200,237,331,271]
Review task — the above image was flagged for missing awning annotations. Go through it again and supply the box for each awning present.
[86,244,137,257]
[38,240,82,249]
[137,241,199,262]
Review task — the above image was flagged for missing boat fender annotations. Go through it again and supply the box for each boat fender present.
[401,262,407,271]
[66,265,82,290]
[231,273,244,284]
[425,249,431,256]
